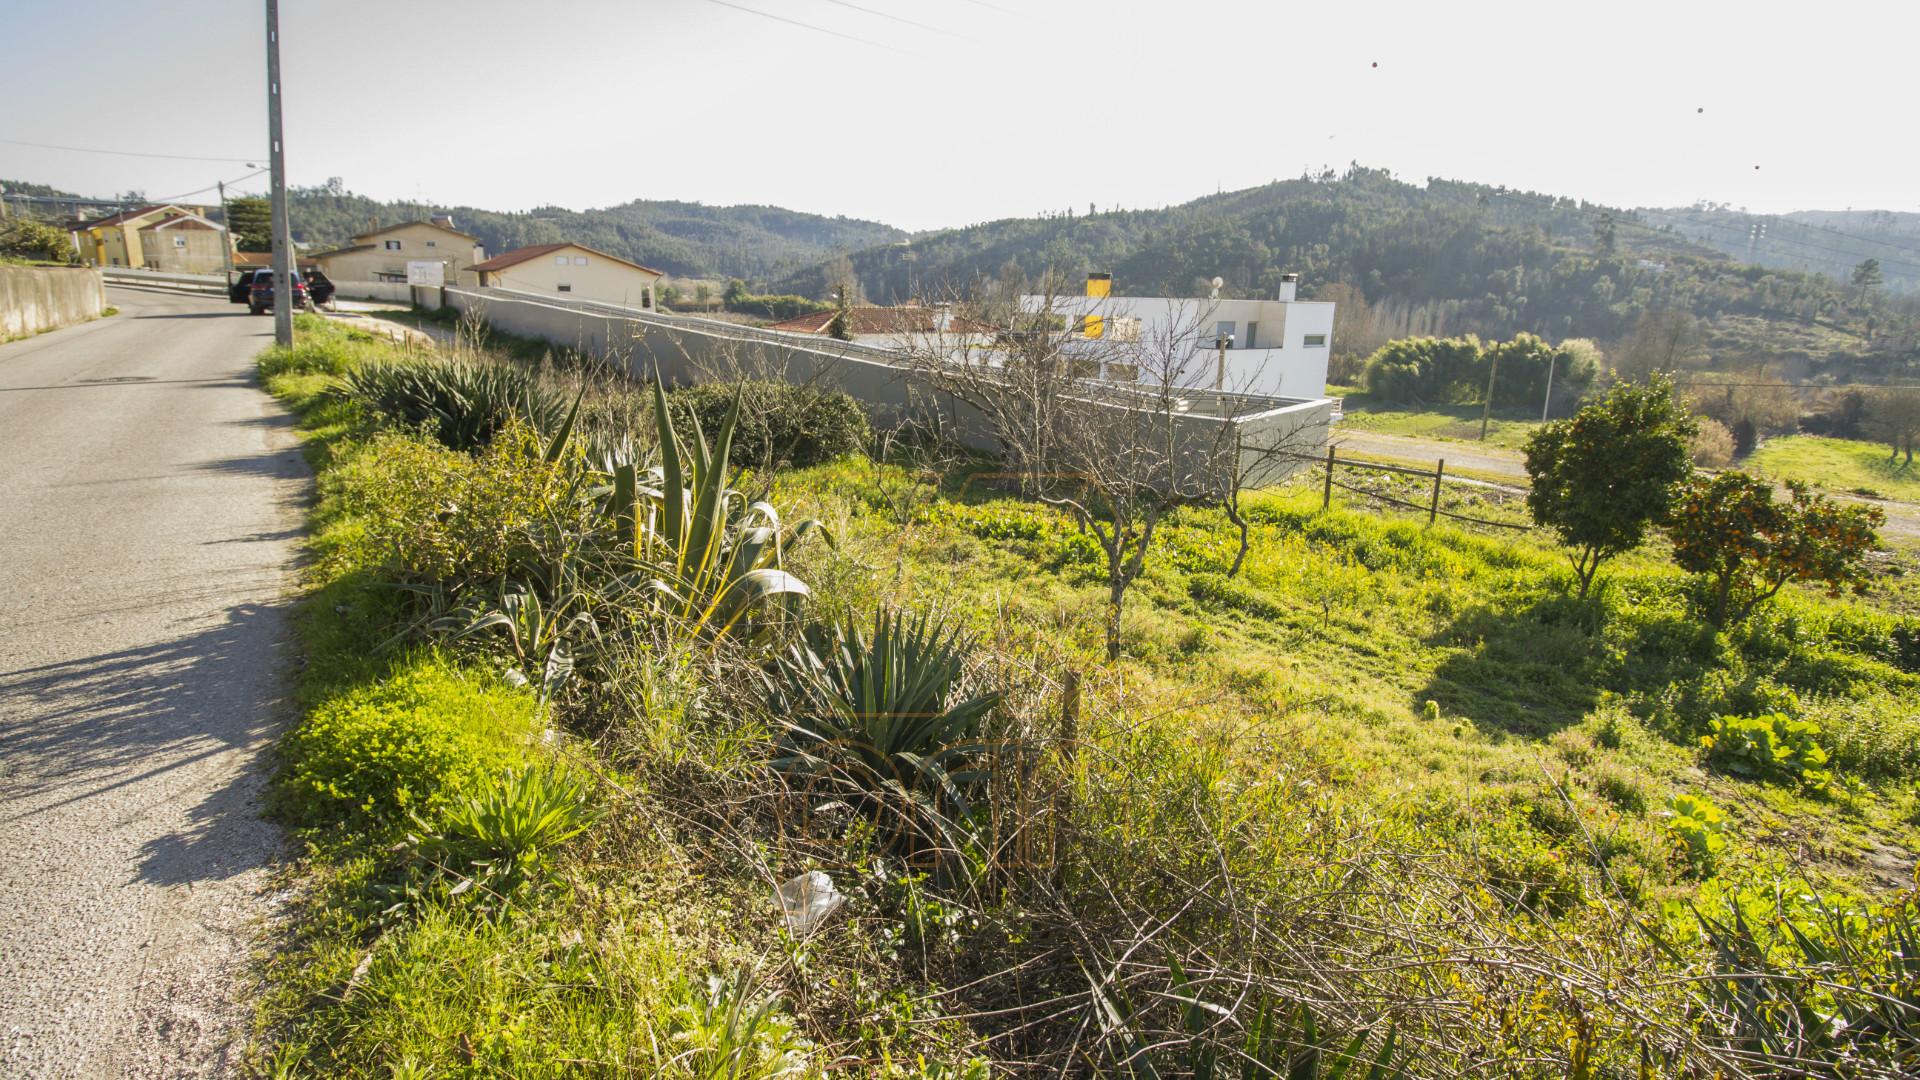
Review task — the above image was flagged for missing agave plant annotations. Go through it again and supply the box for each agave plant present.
[769,608,999,848]
[342,358,572,452]
[604,379,824,639]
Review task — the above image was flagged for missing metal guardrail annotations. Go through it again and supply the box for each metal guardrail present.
[100,267,227,295]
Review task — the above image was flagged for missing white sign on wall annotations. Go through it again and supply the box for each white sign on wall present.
[405,260,445,286]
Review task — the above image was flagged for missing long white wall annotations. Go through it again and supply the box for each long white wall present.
[435,286,1331,487]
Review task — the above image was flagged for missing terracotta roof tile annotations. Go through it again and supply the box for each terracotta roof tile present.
[471,242,663,277]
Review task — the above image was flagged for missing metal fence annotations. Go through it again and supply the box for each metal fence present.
[100,267,226,295]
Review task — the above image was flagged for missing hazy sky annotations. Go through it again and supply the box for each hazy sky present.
[4,0,1915,232]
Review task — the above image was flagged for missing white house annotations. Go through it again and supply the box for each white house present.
[1023,273,1335,400]
[470,242,663,309]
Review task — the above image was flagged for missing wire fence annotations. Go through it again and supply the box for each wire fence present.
[1309,445,1531,531]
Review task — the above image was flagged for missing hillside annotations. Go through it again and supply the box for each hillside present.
[285,187,904,282]
[1642,204,1920,294]
[777,166,1918,375]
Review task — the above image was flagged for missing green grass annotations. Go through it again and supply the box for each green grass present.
[1336,393,1545,450]
[250,315,1920,1075]
[1746,433,1920,502]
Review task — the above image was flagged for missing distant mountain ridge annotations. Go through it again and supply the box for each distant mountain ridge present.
[769,167,1912,376]
[1640,205,1920,294]
[284,189,905,282]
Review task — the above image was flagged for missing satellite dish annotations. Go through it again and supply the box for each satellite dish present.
[1210,276,1224,289]
[1208,276,1224,300]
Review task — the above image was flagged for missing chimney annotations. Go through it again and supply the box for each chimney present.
[432,214,455,229]
[933,302,953,333]
[1086,272,1111,298]
[1276,272,1299,302]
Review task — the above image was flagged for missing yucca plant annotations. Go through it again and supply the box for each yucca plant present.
[406,765,600,913]
[604,379,823,639]
[769,608,999,852]
[342,358,572,452]
[1681,891,1920,1074]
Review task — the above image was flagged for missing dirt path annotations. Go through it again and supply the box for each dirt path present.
[0,287,306,1077]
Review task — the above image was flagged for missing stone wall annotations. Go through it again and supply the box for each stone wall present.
[0,266,106,340]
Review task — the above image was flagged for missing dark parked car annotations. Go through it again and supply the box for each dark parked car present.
[305,268,336,309]
[248,270,311,315]
[227,267,262,304]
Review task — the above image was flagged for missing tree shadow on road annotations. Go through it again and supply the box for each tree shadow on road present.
[0,599,294,885]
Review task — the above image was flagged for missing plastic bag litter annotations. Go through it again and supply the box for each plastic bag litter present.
[776,871,845,936]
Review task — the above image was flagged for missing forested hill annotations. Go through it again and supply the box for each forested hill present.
[776,167,1915,370]
[1641,205,1920,294]
[284,187,904,281]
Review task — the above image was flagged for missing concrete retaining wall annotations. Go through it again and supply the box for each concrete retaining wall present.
[1,266,106,340]
[442,286,1330,485]
[331,280,415,303]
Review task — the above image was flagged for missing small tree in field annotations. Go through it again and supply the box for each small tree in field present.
[1524,375,1696,598]
[1666,473,1883,627]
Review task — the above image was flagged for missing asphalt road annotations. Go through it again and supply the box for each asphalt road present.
[0,288,305,1077]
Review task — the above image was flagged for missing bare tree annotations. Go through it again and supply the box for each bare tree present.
[895,273,1327,660]
[1867,386,1920,466]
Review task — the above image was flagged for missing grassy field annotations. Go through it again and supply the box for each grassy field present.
[1334,392,1545,450]
[250,316,1920,1077]
[1746,433,1920,502]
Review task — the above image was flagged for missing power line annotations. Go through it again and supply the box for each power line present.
[818,0,972,40]
[704,0,905,52]
[153,168,270,204]
[0,136,262,164]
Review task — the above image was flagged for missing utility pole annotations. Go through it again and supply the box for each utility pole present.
[217,180,234,278]
[265,0,293,346]
[1540,352,1558,422]
[1479,348,1500,440]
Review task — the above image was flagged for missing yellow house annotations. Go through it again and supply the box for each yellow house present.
[70,205,229,272]
[310,218,485,285]
[470,243,663,309]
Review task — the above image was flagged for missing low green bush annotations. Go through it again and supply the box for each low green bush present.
[338,424,574,588]
[1702,712,1834,790]
[342,357,571,452]
[273,653,540,830]
[1664,793,1729,876]
[667,380,869,469]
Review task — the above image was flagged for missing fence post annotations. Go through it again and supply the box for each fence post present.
[1053,670,1081,885]
[1430,458,1445,525]
[1323,444,1336,511]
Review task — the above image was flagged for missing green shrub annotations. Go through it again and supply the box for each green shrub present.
[341,425,574,588]
[1809,694,1920,781]
[273,654,539,830]
[667,380,869,469]
[1664,793,1728,876]
[1702,712,1834,790]
[342,358,571,452]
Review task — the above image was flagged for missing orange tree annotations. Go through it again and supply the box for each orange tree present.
[1665,472,1884,627]
[1524,375,1696,598]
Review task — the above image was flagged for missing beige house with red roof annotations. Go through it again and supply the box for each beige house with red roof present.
[470,243,663,310]
[69,205,230,273]
[311,217,485,287]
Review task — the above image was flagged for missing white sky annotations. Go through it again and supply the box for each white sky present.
[4,0,1915,232]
